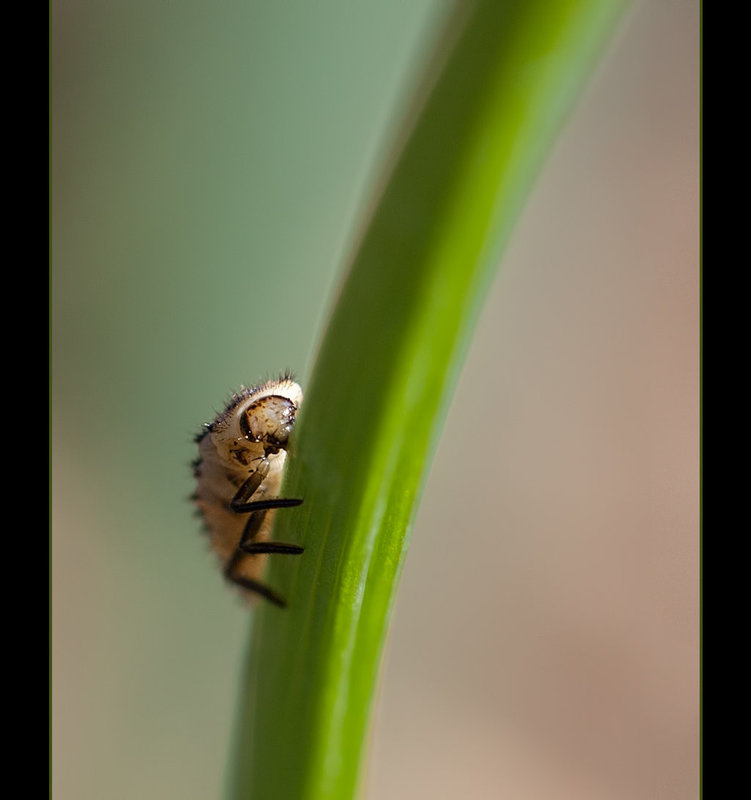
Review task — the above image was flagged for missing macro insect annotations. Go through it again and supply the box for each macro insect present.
[192,375,304,607]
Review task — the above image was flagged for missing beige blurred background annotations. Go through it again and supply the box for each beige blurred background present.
[52,1,699,799]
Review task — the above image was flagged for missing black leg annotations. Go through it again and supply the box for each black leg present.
[228,573,288,607]
[229,460,270,511]
[241,541,305,555]
[223,549,288,607]
[238,503,305,555]
[231,497,303,514]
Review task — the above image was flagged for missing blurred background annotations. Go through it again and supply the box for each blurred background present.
[51,1,699,798]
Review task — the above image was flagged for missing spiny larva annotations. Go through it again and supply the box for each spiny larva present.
[192,375,304,607]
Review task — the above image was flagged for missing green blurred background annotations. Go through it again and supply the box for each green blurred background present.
[52,1,699,798]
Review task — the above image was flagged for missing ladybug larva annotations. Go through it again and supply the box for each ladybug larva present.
[192,376,304,607]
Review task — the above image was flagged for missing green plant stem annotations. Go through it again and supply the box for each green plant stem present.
[227,1,626,798]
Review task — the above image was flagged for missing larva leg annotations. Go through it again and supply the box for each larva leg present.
[229,462,269,511]
[242,541,305,554]
[229,460,303,514]
[223,549,288,608]
[229,574,288,608]
[232,497,303,513]
[238,508,305,555]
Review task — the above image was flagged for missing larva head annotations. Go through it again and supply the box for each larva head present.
[240,393,297,448]
[200,378,303,464]
[234,378,303,448]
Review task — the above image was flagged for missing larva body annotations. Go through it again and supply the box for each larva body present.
[192,377,304,606]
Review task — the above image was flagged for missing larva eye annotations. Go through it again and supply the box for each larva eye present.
[240,395,297,448]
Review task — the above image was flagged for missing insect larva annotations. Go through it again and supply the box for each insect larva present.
[192,375,304,607]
